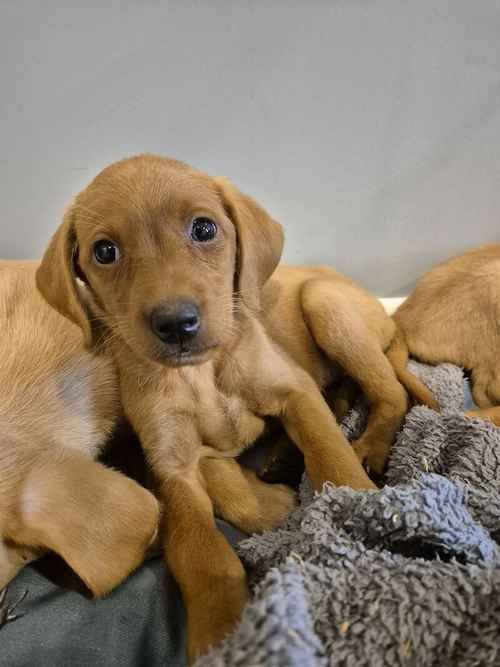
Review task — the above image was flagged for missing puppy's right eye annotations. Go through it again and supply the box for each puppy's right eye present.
[93,240,121,265]
[190,217,218,243]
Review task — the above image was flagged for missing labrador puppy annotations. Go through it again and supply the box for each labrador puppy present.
[0,261,159,606]
[36,154,412,661]
[390,244,500,423]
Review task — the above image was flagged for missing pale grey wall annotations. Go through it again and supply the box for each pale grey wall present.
[1,0,499,295]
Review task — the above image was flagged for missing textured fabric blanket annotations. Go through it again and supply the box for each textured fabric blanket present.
[198,362,500,666]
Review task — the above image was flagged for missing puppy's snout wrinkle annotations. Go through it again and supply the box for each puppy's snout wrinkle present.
[150,301,201,344]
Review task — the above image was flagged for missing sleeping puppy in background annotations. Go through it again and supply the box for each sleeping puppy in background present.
[36,154,414,661]
[389,244,500,422]
[0,261,159,610]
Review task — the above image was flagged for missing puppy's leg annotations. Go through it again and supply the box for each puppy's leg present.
[280,379,376,490]
[123,387,249,663]
[466,406,500,426]
[200,457,297,534]
[471,364,500,409]
[161,470,247,663]
[9,451,159,598]
[301,280,408,475]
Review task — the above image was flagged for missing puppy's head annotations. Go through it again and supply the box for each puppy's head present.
[36,155,283,367]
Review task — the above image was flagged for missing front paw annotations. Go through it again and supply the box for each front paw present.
[352,438,388,477]
[237,481,298,534]
[259,483,298,531]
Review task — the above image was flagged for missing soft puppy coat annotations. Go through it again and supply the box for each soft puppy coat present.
[390,244,500,424]
[34,154,424,661]
[0,261,159,599]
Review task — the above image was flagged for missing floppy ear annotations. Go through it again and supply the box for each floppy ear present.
[36,206,97,348]
[215,177,284,311]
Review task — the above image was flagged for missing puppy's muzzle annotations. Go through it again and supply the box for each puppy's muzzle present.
[150,300,201,345]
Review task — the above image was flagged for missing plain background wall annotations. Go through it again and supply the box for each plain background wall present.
[1,0,499,295]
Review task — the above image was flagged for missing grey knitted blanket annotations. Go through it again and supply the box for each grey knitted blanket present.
[198,362,500,666]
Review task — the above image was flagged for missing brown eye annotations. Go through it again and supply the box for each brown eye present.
[93,240,120,264]
[190,217,217,243]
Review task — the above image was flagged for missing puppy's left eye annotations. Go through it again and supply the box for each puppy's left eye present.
[190,217,217,243]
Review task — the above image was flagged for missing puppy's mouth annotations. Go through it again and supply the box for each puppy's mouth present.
[154,343,218,367]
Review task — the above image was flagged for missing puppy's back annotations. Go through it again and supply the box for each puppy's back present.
[394,244,500,367]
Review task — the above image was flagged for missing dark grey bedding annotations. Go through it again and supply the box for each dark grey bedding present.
[1,554,184,667]
[1,521,243,667]
[198,363,500,666]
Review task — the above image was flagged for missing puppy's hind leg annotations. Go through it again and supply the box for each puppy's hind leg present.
[200,457,297,534]
[301,280,408,476]
[470,363,500,409]
[466,365,500,425]
[466,406,500,426]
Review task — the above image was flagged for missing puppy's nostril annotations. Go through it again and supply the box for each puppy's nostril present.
[150,303,201,344]
[181,315,200,334]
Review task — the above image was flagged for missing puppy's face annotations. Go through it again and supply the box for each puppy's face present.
[72,158,237,366]
[37,155,284,368]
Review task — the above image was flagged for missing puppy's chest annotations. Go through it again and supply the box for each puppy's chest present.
[194,381,265,454]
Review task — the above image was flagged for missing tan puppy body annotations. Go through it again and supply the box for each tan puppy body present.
[263,264,397,380]
[0,261,117,461]
[0,262,159,596]
[36,154,409,661]
[115,267,400,484]
[394,244,500,409]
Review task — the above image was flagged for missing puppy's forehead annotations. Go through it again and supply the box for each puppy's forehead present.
[76,156,222,231]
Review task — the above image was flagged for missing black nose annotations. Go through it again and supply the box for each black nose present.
[150,302,201,344]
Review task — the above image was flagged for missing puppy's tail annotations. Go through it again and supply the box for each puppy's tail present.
[386,327,440,411]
